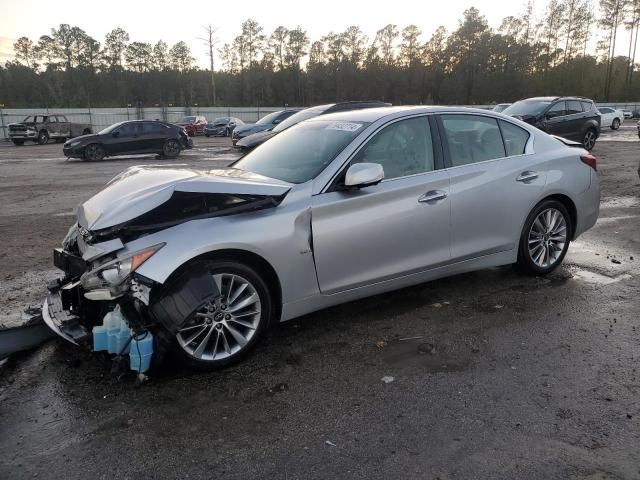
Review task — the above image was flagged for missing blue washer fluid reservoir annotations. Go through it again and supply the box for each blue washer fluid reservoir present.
[129,332,153,373]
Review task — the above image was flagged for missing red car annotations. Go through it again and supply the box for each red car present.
[175,116,208,136]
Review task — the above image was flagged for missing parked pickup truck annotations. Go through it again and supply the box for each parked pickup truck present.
[8,114,92,145]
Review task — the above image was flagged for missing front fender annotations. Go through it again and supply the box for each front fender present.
[129,183,320,306]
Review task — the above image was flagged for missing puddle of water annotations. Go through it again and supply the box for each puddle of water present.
[570,268,632,285]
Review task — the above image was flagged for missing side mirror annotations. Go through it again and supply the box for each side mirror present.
[344,163,384,189]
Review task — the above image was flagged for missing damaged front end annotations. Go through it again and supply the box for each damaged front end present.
[42,165,291,373]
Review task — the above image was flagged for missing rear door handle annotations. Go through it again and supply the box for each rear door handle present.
[516,171,539,182]
[418,190,447,203]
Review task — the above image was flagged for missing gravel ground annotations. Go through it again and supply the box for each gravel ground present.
[0,126,639,479]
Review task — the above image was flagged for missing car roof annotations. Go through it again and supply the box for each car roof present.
[308,105,501,123]
[521,96,593,102]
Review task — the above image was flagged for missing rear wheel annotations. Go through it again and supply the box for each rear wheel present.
[84,143,105,161]
[517,200,572,275]
[162,139,181,158]
[582,129,597,150]
[12,139,24,146]
[37,130,49,145]
[170,260,273,370]
[611,118,621,130]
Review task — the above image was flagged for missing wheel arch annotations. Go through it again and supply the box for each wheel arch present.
[160,248,283,323]
[538,193,578,240]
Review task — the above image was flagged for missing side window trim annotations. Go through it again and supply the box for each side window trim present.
[324,113,442,193]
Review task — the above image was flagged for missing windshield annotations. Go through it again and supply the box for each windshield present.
[99,122,126,134]
[256,111,284,125]
[272,108,325,133]
[178,116,196,123]
[503,100,551,117]
[234,120,369,184]
[211,118,228,125]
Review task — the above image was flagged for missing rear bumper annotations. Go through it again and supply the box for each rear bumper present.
[574,170,601,238]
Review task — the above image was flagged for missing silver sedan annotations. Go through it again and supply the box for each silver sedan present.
[43,106,600,370]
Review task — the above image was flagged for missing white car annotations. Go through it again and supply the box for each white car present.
[622,110,633,119]
[598,107,624,130]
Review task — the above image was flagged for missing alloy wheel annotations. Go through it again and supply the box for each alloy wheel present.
[583,130,596,150]
[85,144,104,161]
[528,208,567,268]
[164,140,180,156]
[176,273,262,361]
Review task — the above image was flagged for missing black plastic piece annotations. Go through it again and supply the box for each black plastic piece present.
[53,248,87,277]
[149,268,220,334]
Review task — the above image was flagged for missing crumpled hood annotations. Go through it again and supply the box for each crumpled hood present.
[77,165,292,231]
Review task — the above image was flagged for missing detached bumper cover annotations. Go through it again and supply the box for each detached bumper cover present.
[42,291,88,345]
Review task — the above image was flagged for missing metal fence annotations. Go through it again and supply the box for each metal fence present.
[0,106,285,140]
[3,103,640,140]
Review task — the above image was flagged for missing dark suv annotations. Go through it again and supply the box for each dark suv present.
[502,97,601,150]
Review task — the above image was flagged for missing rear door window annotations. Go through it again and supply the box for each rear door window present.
[499,120,530,156]
[440,115,505,166]
[582,101,595,112]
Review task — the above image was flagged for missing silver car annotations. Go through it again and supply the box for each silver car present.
[43,107,600,371]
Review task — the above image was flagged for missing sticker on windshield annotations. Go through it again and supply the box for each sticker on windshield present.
[325,122,363,132]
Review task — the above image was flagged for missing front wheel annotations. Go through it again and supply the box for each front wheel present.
[582,129,597,150]
[162,139,181,158]
[37,130,49,145]
[517,200,572,275]
[611,118,621,130]
[170,260,273,370]
[84,143,105,161]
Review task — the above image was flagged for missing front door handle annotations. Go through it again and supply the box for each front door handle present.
[516,171,539,182]
[418,190,447,203]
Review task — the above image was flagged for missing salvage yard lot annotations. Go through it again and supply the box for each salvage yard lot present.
[1,127,639,479]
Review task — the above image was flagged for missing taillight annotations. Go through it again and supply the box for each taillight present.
[580,154,597,171]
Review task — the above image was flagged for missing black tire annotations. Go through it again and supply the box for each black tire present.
[611,118,621,130]
[12,139,24,146]
[517,199,572,276]
[37,130,49,145]
[205,134,210,138]
[162,139,181,158]
[83,143,105,161]
[582,128,597,150]
[168,260,274,371]
[82,128,91,135]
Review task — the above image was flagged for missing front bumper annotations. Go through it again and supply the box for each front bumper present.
[9,132,37,139]
[42,292,84,345]
[63,145,85,157]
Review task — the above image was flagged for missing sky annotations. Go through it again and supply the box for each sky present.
[0,0,634,67]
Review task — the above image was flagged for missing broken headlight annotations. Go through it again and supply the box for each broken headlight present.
[81,243,165,290]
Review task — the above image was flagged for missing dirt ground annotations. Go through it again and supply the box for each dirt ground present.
[0,125,639,479]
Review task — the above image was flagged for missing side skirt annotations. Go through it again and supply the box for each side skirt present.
[280,249,517,321]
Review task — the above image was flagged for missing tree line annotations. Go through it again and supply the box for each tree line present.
[1,0,640,108]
